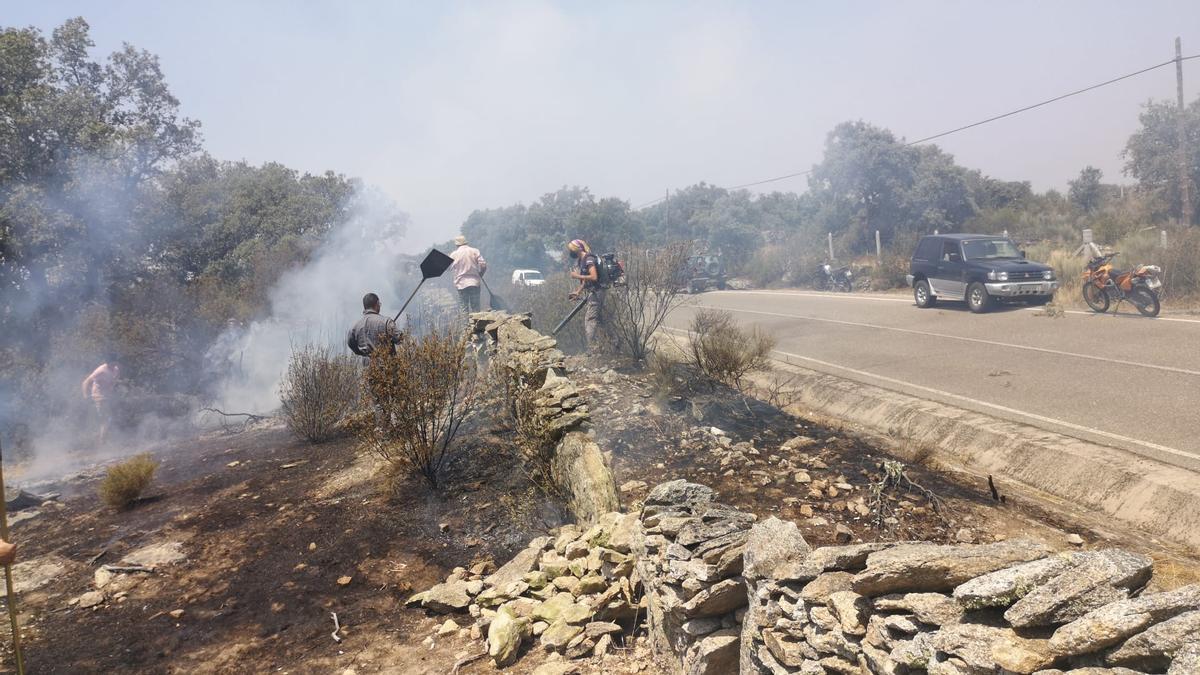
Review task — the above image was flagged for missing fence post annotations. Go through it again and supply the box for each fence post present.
[875,230,882,261]
[827,232,834,261]
[1161,229,1169,249]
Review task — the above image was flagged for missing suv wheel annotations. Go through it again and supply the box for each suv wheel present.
[967,282,992,313]
[913,280,936,308]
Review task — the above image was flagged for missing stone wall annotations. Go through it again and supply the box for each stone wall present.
[635,479,755,675]
[739,515,1196,674]
[471,311,619,524]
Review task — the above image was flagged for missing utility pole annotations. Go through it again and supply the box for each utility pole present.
[1177,37,1194,226]
[664,189,670,242]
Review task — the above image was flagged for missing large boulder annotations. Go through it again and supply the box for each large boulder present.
[552,432,620,524]
[1049,583,1200,656]
[742,516,812,582]
[1004,549,1153,628]
[851,540,1052,596]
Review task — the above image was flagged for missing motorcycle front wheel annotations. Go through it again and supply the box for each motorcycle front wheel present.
[1130,287,1161,317]
[1083,284,1110,313]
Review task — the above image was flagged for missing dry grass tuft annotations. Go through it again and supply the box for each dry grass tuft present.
[99,453,158,509]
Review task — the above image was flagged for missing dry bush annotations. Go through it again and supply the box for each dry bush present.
[356,326,478,489]
[99,453,159,509]
[869,253,911,290]
[648,350,688,396]
[279,345,360,443]
[687,309,776,390]
[609,242,693,362]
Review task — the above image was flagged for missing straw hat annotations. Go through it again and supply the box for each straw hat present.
[454,235,468,246]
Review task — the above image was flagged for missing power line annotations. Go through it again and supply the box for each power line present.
[635,53,1200,210]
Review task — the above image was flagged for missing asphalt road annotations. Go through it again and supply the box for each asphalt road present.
[664,290,1200,469]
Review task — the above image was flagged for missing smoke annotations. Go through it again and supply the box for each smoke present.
[206,187,411,415]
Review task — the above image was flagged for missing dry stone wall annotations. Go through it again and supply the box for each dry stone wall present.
[635,479,755,675]
[471,311,619,523]
[739,513,1194,674]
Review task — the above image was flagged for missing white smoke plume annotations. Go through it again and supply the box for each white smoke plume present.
[206,187,411,415]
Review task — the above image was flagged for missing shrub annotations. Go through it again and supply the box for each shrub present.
[609,242,692,362]
[356,326,478,488]
[687,309,775,390]
[99,453,159,509]
[279,345,360,443]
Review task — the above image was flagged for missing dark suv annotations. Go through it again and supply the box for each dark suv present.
[906,234,1058,312]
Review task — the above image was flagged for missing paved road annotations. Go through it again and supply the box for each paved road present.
[664,290,1200,469]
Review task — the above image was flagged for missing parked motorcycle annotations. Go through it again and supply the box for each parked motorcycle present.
[1081,252,1163,317]
[815,263,854,292]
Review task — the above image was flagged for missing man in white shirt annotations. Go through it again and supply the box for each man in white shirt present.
[448,235,487,313]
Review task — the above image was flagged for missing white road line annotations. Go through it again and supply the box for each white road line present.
[663,325,1195,462]
[679,306,1200,378]
[706,290,1200,324]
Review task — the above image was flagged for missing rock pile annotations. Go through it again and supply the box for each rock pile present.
[739,516,1193,674]
[635,479,755,675]
[409,511,643,667]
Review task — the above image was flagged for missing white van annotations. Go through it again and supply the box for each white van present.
[511,269,545,287]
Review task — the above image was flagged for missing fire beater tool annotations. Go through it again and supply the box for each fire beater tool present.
[552,294,589,336]
[392,249,454,323]
[481,277,506,311]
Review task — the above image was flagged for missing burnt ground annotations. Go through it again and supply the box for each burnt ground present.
[3,355,1198,674]
[576,357,1200,583]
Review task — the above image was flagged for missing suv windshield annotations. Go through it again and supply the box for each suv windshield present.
[962,238,1021,260]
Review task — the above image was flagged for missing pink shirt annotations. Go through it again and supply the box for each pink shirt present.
[449,245,487,290]
[84,364,120,401]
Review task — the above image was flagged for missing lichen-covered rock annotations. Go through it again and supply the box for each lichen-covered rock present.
[800,571,856,603]
[1168,642,1200,675]
[646,480,714,509]
[540,619,583,651]
[486,536,551,589]
[682,577,746,617]
[852,540,1052,596]
[684,628,740,675]
[930,624,1008,672]
[827,591,871,636]
[423,580,473,613]
[1049,583,1200,656]
[553,431,620,524]
[487,606,530,666]
[873,592,963,626]
[990,631,1056,673]
[1005,549,1154,628]
[744,514,811,578]
[1106,609,1200,671]
[953,554,1073,610]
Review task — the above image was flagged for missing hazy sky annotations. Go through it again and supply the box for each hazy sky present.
[10,1,1200,250]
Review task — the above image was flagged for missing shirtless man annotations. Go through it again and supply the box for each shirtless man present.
[81,357,121,443]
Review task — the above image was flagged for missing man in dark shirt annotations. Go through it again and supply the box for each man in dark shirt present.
[346,292,402,363]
